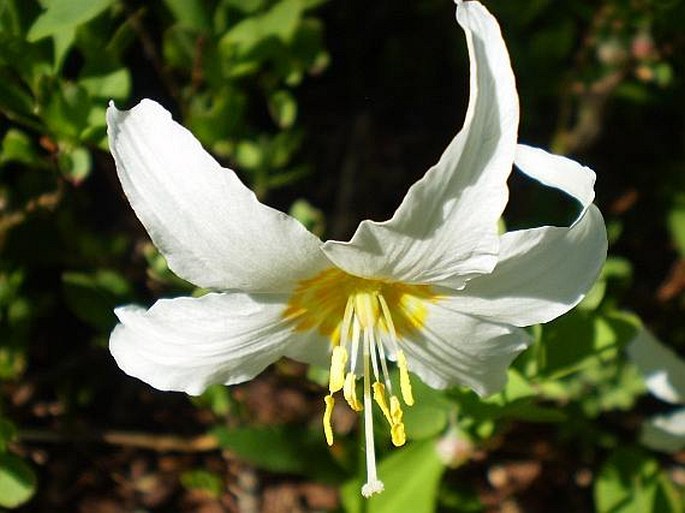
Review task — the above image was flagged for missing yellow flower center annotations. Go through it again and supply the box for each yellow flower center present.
[283,268,436,497]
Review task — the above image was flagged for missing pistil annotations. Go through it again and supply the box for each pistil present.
[361,322,384,497]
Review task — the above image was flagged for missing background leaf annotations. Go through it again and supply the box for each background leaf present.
[27,0,113,42]
[341,441,445,513]
[0,453,36,508]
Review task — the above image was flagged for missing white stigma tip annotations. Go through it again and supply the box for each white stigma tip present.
[361,479,385,498]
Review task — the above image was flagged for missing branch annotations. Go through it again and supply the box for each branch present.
[18,428,220,452]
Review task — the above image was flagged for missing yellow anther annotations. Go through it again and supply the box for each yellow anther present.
[391,421,406,446]
[323,395,335,446]
[390,395,403,424]
[329,346,348,393]
[389,395,406,446]
[372,382,392,424]
[343,372,363,411]
[396,350,415,406]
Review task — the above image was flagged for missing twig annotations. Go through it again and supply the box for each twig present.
[0,184,64,248]
[123,4,181,103]
[330,112,371,239]
[552,69,626,155]
[551,6,629,155]
[18,428,220,452]
[232,464,260,513]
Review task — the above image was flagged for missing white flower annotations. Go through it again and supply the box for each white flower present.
[107,0,607,497]
[627,329,685,453]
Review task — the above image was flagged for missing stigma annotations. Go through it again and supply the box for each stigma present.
[284,269,434,497]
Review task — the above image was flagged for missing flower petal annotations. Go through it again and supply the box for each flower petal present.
[321,1,518,288]
[440,145,607,326]
[107,100,329,292]
[627,329,685,405]
[640,407,685,453]
[401,303,531,397]
[110,292,325,395]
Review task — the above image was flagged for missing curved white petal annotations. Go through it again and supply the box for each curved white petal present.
[514,145,596,215]
[107,100,329,292]
[322,1,518,288]
[640,408,685,453]
[110,292,308,395]
[627,329,685,405]
[282,329,331,369]
[441,145,607,326]
[401,303,531,397]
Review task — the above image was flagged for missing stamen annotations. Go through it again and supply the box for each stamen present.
[323,395,335,446]
[372,381,392,424]
[389,396,406,446]
[340,296,355,346]
[349,316,361,375]
[367,329,381,381]
[375,332,394,393]
[390,396,403,424]
[396,350,415,406]
[378,295,398,342]
[329,345,348,393]
[362,319,384,497]
[379,294,414,406]
[344,372,362,411]
[285,268,437,497]
[391,422,406,447]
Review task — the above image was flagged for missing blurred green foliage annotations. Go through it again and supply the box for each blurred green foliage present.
[0,0,684,511]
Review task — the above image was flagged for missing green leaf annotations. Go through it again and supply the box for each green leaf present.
[51,25,75,71]
[220,0,305,57]
[400,372,452,440]
[487,369,535,404]
[404,404,449,440]
[57,145,91,183]
[577,278,606,311]
[212,424,347,481]
[268,89,297,128]
[640,408,685,454]
[606,257,633,278]
[0,76,36,121]
[302,0,328,8]
[27,0,113,42]
[163,25,198,71]
[79,68,131,101]
[83,105,108,147]
[668,202,685,257]
[163,0,210,30]
[186,88,247,147]
[180,469,223,498]
[595,448,683,513]
[0,418,17,453]
[0,129,39,166]
[41,80,91,140]
[61,270,133,331]
[289,199,325,237]
[234,140,263,170]
[267,129,302,169]
[223,0,266,13]
[291,18,329,75]
[0,0,27,35]
[192,384,234,417]
[536,310,639,379]
[0,453,36,508]
[341,441,445,513]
